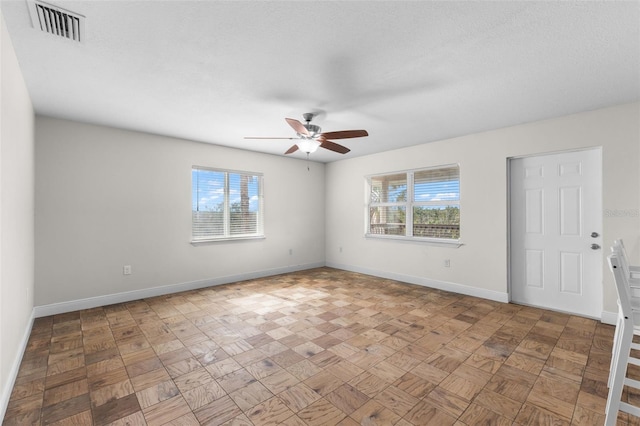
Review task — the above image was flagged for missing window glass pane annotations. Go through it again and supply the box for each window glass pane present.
[413,167,459,203]
[366,165,460,241]
[370,174,407,203]
[413,206,460,239]
[369,206,406,235]
[192,169,225,212]
[229,173,260,235]
[192,167,263,240]
[192,169,225,238]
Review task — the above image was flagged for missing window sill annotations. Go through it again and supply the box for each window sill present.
[191,235,265,245]
[364,234,463,247]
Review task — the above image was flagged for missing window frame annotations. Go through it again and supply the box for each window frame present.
[365,164,462,246]
[191,166,264,243]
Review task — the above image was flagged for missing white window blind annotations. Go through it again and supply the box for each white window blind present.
[412,166,460,239]
[192,167,264,241]
[367,165,460,241]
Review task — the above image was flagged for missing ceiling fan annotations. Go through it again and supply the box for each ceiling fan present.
[245,112,368,155]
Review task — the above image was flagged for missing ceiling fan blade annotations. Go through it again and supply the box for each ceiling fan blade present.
[284,144,299,154]
[320,140,350,154]
[244,137,295,139]
[320,130,368,140]
[285,118,310,136]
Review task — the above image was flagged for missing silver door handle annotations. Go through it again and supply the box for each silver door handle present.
[591,244,601,250]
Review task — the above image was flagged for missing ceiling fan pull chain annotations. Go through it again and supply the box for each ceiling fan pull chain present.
[307,153,310,171]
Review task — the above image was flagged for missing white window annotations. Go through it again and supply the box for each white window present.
[366,165,460,242]
[192,167,264,242]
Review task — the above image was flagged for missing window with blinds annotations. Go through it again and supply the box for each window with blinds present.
[367,165,460,241]
[192,167,264,241]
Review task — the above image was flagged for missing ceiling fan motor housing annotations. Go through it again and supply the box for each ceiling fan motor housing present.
[301,124,321,138]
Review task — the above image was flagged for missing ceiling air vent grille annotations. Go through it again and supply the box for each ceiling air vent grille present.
[27,1,84,43]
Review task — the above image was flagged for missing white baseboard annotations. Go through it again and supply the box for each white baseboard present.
[0,309,35,423]
[34,262,325,317]
[601,310,617,325]
[34,260,611,322]
[326,262,509,303]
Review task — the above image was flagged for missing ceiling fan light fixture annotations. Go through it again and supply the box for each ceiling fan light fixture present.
[296,139,321,153]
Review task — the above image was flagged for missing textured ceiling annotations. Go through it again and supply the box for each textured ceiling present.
[1,1,639,162]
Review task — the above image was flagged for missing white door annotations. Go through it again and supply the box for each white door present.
[509,149,602,318]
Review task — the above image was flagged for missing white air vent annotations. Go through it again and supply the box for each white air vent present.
[27,0,84,43]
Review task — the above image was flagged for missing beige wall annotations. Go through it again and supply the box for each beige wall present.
[35,117,326,308]
[0,12,35,419]
[325,102,640,316]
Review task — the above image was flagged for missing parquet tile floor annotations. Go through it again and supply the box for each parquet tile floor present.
[2,267,632,425]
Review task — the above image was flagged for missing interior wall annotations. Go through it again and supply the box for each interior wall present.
[325,102,640,315]
[0,12,35,420]
[35,117,325,308]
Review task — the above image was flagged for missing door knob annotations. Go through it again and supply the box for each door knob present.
[591,243,601,250]
[591,232,599,238]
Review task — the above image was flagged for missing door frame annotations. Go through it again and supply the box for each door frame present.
[506,147,603,318]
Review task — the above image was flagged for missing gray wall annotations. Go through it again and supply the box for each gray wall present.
[325,102,640,316]
[35,117,326,308]
[34,104,640,318]
[0,12,35,419]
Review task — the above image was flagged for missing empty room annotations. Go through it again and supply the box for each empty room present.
[1,1,639,425]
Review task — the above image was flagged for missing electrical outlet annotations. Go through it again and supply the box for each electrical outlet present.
[443,259,451,268]
[289,249,293,255]
[339,246,343,253]
[123,265,132,275]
